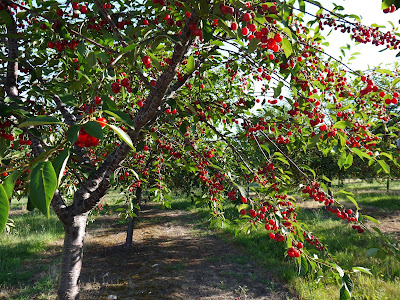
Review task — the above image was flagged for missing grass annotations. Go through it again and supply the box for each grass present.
[171,180,400,300]
[333,179,400,211]
[0,198,64,299]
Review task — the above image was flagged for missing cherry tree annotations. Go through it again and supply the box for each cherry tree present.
[1,0,400,299]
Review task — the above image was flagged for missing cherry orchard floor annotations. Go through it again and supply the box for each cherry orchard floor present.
[79,203,294,300]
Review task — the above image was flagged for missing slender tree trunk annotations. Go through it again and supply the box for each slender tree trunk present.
[58,213,88,300]
[125,187,142,250]
[387,177,390,192]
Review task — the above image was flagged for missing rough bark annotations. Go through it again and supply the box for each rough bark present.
[4,1,18,99]
[58,213,89,300]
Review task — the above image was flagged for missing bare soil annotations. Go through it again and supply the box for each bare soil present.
[79,204,294,300]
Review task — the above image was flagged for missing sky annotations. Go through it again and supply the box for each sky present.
[312,0,400,71]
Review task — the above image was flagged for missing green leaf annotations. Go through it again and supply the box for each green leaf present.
[338,151,347,169]
[29,162,57,218]
[83,121,104,140]
[375,68,395,77]
[0,185,9,233]
[322,175,331,182]
[299,255,308,275]
[333,121,352,129]
[67,125,81,144]
[392,77,400,86]
[0,10,13,25]
[234,183,247,198]
[298,0,305,12]
[340,273,353,300]
[352,147,371,160]
[121,43,137,53]
[102,96,118,111]
[344,153,353,170]
[185,55,195,74]
[366,247,379,257]
[282,38,293,58]
[87,52,97,69]
[336,264,345,277]
[346,195,360,210]
[282,27,293,40]
[103,110,134,127]
[3,171,21,199]
[247,38,260,54]
[353,267,373,275]
[378,159,390,174]
[107,124,135,151]
[19,116,62,128]
[52,149,70,186]
[362,214,380,225]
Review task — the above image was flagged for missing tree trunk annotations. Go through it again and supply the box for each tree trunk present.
[387,177,390,192]
[58,213,88,300]
[125,187,142,251]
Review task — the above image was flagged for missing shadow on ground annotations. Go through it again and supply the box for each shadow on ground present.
[80,204,294,300]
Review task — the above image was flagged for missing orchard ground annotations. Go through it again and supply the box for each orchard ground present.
[1,180,399,300]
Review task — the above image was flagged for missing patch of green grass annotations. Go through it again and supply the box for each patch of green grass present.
[0,198,64,298]
[332,179,400,211]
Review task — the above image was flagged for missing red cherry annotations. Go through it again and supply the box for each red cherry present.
[121,78,130,87]
[274,33,282,43]
[319,124,327,131]
[297,242,303,249]
[72,2,79,9]
[241,27,249,35]
[231,22,238,31]
[242,13,252,22]
[240,209,246,215]
[47,41,55,48]
[268,233,275,239]
[111,82,121,93]
[240,196,247,203]
[96,117,107,128]
[142,55,151,65]
[40,23,47,30]
[80,6,87,13]
[95,96,102,105]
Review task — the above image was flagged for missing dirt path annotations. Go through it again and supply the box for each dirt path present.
[79,204,294,300]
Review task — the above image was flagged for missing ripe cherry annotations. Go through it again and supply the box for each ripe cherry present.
[241,27,249,35]
[80,6,87,13]
[121,78,130,87]
[242,13,252,22]
[142,55,151,65]
[96,118,107,128]
[274,33,282,43]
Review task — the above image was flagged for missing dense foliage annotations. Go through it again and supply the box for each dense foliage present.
[1,0,400,299]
